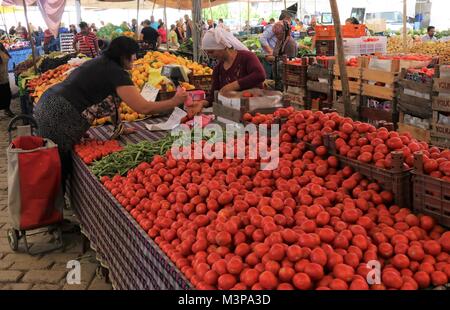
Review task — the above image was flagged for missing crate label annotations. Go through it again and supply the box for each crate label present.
[437,80,450,91]
[435,124,450,135]
[434,97,450,109]
[404,88,430,100]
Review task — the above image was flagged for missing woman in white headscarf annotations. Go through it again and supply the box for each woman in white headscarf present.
[201,27,266,106]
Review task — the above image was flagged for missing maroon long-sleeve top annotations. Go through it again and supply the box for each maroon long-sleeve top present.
[207,50,266,104]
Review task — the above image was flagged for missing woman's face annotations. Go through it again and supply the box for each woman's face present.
[123,54,137,70]
[205,49,227,61]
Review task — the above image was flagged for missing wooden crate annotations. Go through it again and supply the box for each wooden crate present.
[397,70,433,120]
[433,78,450,96]
[397,112,431,143]
[333,64,361,94]
[283,62,308,88]
[432,111,450,139]
[361,68,399,100]
[433,96,450,113]
[360,106,397,123]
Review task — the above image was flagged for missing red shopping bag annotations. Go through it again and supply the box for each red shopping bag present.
[8,136,64,230]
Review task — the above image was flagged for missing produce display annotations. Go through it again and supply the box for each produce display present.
[92,135,177,177]
[27,63,73,101]
[132,51,211,89]
[388,36,450,63]
[74,140,123,165]
[98,109,450,290]
[97,23,134,41]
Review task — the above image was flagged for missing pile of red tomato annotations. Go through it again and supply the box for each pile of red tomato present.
[243,107,294,125]
[101,112,450,290]
[281,110,445,173]
[75,139,122,165]
[346,57,359,67]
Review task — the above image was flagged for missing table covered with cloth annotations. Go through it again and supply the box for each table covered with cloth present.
[68,117,193,290]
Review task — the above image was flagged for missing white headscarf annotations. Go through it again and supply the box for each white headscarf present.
[202,27,249,51]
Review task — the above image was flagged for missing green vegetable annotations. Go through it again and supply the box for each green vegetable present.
[91,134,178,178]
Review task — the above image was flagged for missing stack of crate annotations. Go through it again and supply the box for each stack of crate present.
[306,60,333,111]
[282,57,310,109]
[359,57,401,127]
[431,65,450,148]
[397,68,434,143]
[332,57,368,116]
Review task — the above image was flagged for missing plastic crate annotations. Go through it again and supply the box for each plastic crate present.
[315,25,335,39]
[316,40,335,56]
[342,24,367,38]
[283,63,308,88]
[324,134,412,209]
[412,152,450,227]
[359,37,387,55]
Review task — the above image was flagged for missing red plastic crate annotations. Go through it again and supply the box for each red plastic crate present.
[342,24,366,38]
[315,25,335,39]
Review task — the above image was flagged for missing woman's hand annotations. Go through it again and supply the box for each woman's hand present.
[221,81,240,93]
[172,87,188,105]
[186,100,204,118]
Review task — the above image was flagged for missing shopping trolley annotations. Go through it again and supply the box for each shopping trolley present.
[6,115,64,255]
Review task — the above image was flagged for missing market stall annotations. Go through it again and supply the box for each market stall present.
[68,118,192,290]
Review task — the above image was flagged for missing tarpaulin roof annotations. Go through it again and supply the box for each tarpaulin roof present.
[92,0,231,10]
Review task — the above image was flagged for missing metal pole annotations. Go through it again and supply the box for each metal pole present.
[247,0,250,24]
[329,0,352,118]
[22,0,37,74]
[136,0,140,39]
[164,0,169,51]
[403,0,407,52]
[75,0,81,25]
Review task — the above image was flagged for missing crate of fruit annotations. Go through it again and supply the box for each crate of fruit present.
[213,89,285,125]
[323,133,412,209]
[412,152,450,227]
[283,59,308,88]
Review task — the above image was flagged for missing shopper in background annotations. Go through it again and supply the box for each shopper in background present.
[90,23,98,33]
[150,16,159,30]
[43,29,58,53]
[158,22,167,44]
[140,19,160,50]
[269,18,275,25]
[260,10,294,56]
[243,20,251,33]
[16,22,28,39]
[184,14,193,40]
[422,26,437,42]
[168,25,180,48]
[0,43,13,118]
[73,22,99,58]
[201,27,265,106]
[131,19,138,33]
[69,24,77,35]
[8,26,16,36]
[207,19,217,30]
[175,20,185,44]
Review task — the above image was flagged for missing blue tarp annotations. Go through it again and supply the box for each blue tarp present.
[8,46,43,72]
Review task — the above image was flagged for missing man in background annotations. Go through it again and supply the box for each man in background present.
[422,26,437,42]
[140,19,160,51]
[184,14,193,40]
[73,21,99,57]
[260,10,293,56]
[150,16,159,30]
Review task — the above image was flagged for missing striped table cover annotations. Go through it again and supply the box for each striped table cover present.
[69,117,193,290]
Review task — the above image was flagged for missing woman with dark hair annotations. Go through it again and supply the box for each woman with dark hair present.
[0,43,13,117]
[34,36,191,190]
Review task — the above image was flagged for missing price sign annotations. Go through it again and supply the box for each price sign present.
[141,83,160,102]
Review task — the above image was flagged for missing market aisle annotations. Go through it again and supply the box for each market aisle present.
[0,97,112,290]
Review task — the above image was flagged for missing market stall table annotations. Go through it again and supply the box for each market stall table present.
[68,117,193,290]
